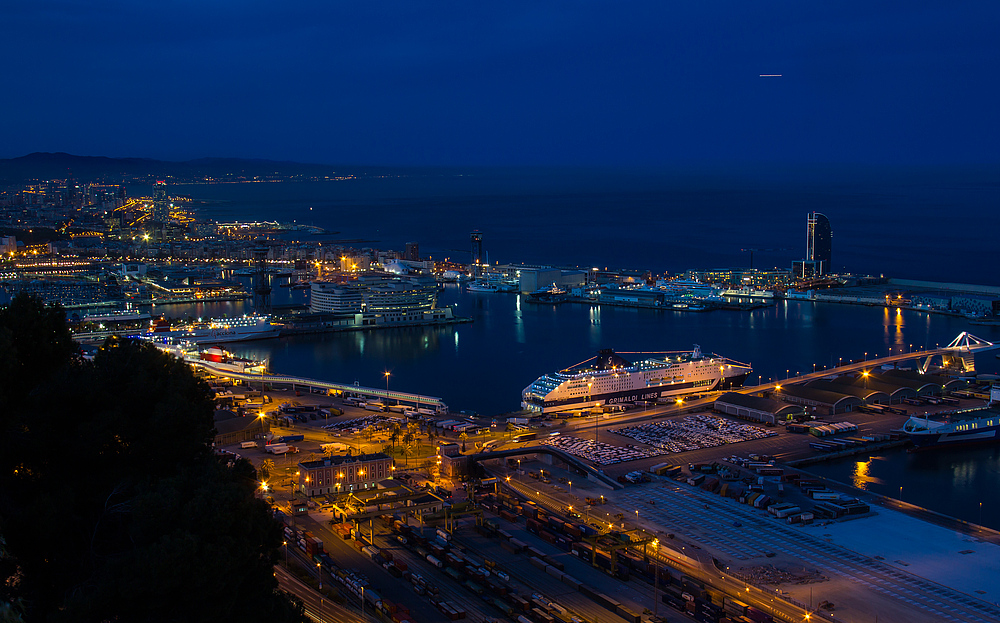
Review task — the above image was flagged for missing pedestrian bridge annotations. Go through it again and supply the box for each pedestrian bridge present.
[191,359,448,410]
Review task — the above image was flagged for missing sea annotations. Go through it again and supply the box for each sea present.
[136,167,1000,528]
[149,165,999,283]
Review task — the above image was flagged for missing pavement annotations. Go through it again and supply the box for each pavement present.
[497,455,1000,623]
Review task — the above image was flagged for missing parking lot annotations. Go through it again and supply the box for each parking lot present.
[540,434,660,465]
[610,414,777,454]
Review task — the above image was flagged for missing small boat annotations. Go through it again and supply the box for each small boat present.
[466,281,499,293]
[527,283,568,304]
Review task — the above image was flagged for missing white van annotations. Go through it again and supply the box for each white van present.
[240,441,258,449]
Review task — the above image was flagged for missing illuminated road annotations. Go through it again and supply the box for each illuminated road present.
[274,565,363,623]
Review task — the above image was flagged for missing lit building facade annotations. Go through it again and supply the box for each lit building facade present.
[297,453,393,496]
[152,181,170,223]
[309,283,364,314]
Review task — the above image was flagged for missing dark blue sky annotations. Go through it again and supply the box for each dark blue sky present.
[2,1,998,166]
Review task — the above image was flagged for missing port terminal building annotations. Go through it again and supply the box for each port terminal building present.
[806,380,890,404]
[773,385,864,415]
[714,392,802,425]
[213,409,270,446]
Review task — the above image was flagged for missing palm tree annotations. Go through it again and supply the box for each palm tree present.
[389,422,401,448]
[389,429,401,454]
[402,444,414,467]
[459,432,468,452]
[402,431,414,450]
[259,458,275,481]
[505,422,515,439]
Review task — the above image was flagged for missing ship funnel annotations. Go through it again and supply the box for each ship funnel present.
[692,344,702,358]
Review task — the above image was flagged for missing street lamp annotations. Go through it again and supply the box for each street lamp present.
[568,481,572,493]
[317,562,322,590]
[384,371,390,395]
[652,538,660,621]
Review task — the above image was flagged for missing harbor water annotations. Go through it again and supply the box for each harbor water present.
[805,446,1000,531]
[127,169,1000,536]
[158,288,1000,530]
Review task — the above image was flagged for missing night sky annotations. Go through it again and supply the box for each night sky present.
[2,1,998,166]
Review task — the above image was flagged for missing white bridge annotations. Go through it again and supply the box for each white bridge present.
[921,331,998,373]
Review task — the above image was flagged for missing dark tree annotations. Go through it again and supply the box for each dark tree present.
[0,295,305,623]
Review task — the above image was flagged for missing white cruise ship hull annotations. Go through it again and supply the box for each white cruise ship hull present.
[521,347,752,414]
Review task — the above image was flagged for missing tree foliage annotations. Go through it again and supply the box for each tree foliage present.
[0,294,305,623]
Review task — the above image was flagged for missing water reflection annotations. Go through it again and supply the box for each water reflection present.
[851,457,885,489]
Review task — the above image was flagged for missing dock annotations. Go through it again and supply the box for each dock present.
[194,359,448,410]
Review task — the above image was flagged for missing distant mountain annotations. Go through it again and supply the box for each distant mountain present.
[0,152,346,184]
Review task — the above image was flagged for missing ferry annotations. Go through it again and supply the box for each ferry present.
[903,403,1000,449]
[80,310,152,323]
[521,346,752,413]
[158,343,267,374]
[142,314,280,344]
[721,286,774,299]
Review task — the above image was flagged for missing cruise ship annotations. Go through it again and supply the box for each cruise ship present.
[521,346,752,413]
[142,315,280,344]
[902,404,1000,449]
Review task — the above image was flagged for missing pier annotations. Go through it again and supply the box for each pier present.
[193,359,448,410]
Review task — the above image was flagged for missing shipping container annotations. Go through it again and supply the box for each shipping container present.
[723,597,749,617]
[491,598,514,617]
[616,606,641,623]
[774,506,801,519]
[531,607,555,623]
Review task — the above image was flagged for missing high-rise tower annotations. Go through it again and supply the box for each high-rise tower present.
[470,231,483,265]
[152,181,169,223]
[806,212,832,275]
